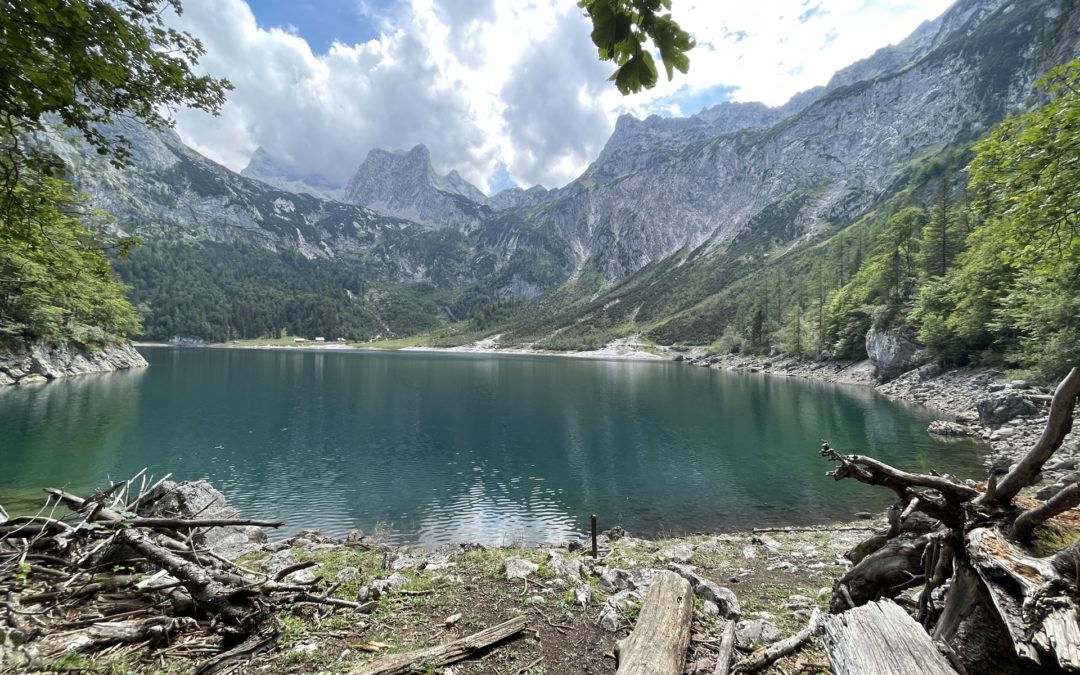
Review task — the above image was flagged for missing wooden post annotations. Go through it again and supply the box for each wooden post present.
[591,514,598,559]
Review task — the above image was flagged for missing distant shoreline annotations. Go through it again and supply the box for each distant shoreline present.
[132,340,668,362]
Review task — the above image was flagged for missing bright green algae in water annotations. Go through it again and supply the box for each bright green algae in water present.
[0,347,985,546]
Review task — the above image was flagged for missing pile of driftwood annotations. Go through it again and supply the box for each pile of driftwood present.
[0,473,369,673]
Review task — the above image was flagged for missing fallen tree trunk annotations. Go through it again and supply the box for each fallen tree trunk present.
[348,616,528,675]
[615,569,693,675]
[823,600,957,675]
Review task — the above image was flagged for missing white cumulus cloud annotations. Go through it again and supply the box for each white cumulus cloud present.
[168,0,954,193]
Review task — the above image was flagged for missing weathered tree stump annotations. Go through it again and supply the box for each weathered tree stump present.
[823,600,957,675]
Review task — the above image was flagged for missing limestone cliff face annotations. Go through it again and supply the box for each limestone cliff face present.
[485,0,1075,280]
[0,342,148,386]
[50,120,415,261]
[341,145,493,231]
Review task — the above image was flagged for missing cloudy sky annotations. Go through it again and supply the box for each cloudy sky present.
[169,0,954,194]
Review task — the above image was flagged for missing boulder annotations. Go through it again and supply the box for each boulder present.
[928,420,976,437]
[503,558,538,580]
[598,567,636,592]
[736,619,782,648]
[260,549,317,583]
[545,550,582,580]
[977,393,1039,427]
[136,480,266,560]
[865,327,922,382]
[667,564,740,619]
[657,542,694,563]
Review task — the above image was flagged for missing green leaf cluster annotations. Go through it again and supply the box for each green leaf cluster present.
[578,0,693,94]
[0,169,140,345]
[0,0,230,347]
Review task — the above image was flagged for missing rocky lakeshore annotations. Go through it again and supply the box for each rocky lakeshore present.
[0,479,877,674]
[679,352,1080,498]
[0,341,147,386]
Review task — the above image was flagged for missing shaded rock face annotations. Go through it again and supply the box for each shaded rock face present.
[136,480,266,560]
[977,393,1040,427]
[865,327,921,382]
[342,145,493,231]
[0,342,147,386]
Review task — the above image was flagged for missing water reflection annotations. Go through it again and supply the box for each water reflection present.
[0,348,986,544]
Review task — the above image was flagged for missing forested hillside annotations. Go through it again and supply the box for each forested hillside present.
[478,55,1080,380]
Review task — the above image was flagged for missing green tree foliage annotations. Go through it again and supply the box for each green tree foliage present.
[0,174,140,344]
[0,0,230,346]
[913,61,1080,378]
[578,0,693,94]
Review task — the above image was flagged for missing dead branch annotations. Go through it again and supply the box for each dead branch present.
[981,367,1080,505]
[819,443,978,503]
[1010,482,1080,542]
[734,608,823,673]
[823,601,957,675]
[348,616,528,675]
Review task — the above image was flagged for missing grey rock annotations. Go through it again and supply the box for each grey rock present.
[571,584,591,607]
[137,480,265,560]
[667,564,740,619]
[261,550,316,584]
[865,327,921,382]
[503,558,539,580]
[598,589,642,633]
[546,550,582,580]
[334,567,359,583]
[978,393,1039,427]
[736,619,783,648]
[371,572,407,595]
[598,568,636,592]
[657,543,694,563]
[928,420,976,437]
[0,341,147,387]
[917,363,944,381]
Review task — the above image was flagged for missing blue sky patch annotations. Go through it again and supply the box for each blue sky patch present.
[247,0,388,52]
[648,83,738,117]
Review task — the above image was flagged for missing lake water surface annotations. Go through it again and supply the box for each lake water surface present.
[0,347,986,545]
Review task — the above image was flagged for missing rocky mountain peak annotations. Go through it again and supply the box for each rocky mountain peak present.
[342,143,491,229]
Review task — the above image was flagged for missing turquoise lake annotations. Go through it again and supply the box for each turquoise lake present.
[0,347,986,546]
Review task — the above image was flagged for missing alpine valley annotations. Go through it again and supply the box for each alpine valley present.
[57,0,1080,364]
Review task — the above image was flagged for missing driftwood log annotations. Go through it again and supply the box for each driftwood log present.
[615,569,693,675]
[821,366,1080,674]
[712,620,736,675]
[348,616,528,675]
[823,600,957,675]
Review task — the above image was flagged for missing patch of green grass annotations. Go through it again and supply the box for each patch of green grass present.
[1030,523,1080,558]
